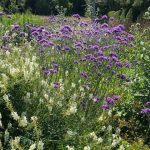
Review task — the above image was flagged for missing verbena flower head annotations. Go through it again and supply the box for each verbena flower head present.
[72,14,81,19]
[101,15,108,19]
[145,102,150,106]
[61,25,72,34]
[80,72,88,78]
[53,82,60,88]
[12,24,20,31]
[101,23,109,28]
[19,32,25,37]
[141,108,150,114]
[102,104,109,110]
[112,95,120,101]
[106,97,114,105]
[3,35,10,39]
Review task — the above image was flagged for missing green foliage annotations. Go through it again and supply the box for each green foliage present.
[127,139,150,150]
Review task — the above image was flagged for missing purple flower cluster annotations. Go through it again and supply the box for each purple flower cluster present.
[61,25,72,34]
[1,15,133,90]
[53,82,60,88]
[31,26,55,47]
[102,95,120,110]
[141,108,150,114]
[72,14,81,20]
[80,72,88,78]
[11,24,20,31]
[43,64,59,76]
[141,101,150,114]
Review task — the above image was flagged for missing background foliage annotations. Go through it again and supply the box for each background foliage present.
[0,0,150,21]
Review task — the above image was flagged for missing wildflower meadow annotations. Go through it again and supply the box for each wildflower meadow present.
[0,6,150,150]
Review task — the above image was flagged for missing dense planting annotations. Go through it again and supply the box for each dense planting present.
[0,10,150,150]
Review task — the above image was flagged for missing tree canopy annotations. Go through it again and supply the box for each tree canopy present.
[0,0,149,21]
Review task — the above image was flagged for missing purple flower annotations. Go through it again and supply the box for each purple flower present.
[72,14,81,19]
[74,42,83,49]
[80,72,88,78]
[80,58,86,62]
[53,64,59,71]
[115,62,123,68]
[85,54,93,59]
[106,97,114,105]
[112,26,122,33]
[53,82,60,88]
[94,18,100,23]
[101,15,108,19]
[117,73,126,80]
[141,108,150,114]
[102,104,109,110]
[101,23,109,28]
[42,41,54,47]
[80,22,88,27]
[118,24,125,30]
[49,69,57,75]
[106,64,112,69]
[80,101,86,107]
[112,95,120,101]
[19,32,25,37]
[63,45,70,51]
[61,34,72,39]
[2,46,11,51]
[32,31,39,36]
[89,45,99,50]
[3,35,10,39]
[37,35,43,41]
[12,24,20,31]
[109,52,118,58]
[123,61,130,68]
[39,38,48,44]
[61,25,72,33]
[31,27,37,32]
[128,34,134,40]
[112,56,119,62]
[97,50,104,56]
[37,27,43,33]
[146,102,150,106]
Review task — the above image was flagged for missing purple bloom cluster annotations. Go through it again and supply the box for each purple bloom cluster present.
[80,72,88,78]
[12,24,20,31]
[72,14,81,20]
[43,64,59,76]
[141,101,150,114]
[146,101,150,106]
[102,95,120,110]
[141,108,150,114]
[53,82,60,88]
[61,25,72,34]
[101,15,108,19]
